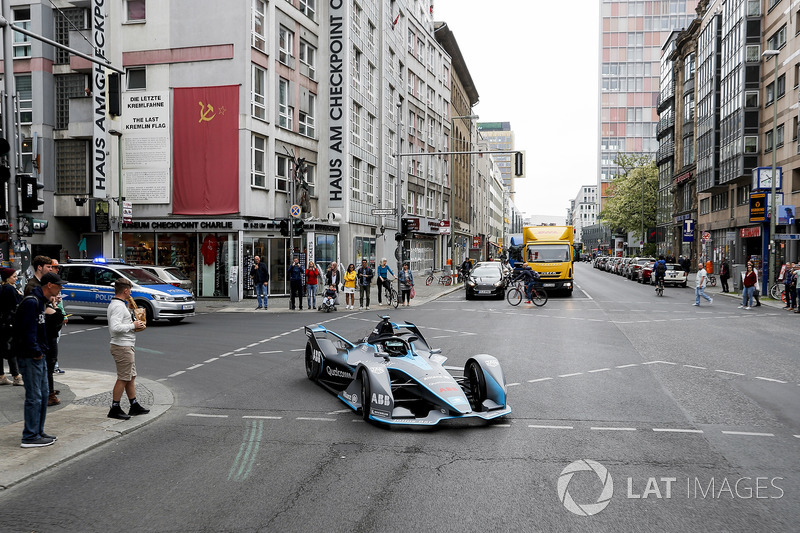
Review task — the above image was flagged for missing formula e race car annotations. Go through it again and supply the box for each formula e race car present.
[303,316,511,426]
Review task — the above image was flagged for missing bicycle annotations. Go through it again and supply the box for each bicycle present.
[426,269,453,286]
[380,279,399,308]
[655,277,664,297]
[707,274,716,287]
[506,281,548,307]
[768,284,787,303]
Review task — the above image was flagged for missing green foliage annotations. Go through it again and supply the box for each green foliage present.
[599,155,657,241]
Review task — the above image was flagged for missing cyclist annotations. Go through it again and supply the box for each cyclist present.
[376,258,394,306]
[512,264,540,303]
[653,255,667,292]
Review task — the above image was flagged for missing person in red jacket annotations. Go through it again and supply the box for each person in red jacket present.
[305,261,320,310]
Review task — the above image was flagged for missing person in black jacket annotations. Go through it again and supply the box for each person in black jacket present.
[250,255,270,309]
[14,273,65,448]
[287,257,304,310]
[719,257,731,293]
[0,267,23,386]
[356,259,374,310]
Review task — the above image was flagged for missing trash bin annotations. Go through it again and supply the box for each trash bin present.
[732,264,745,291]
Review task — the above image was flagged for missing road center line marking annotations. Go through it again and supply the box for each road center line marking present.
[528,377,553,383]
[616,364,638,368]
[203,358,219,363]
[652,428,704,434]
[327,409,351,414]
[259,350,283,354]
[187,413,229,418]
[220,352,233,357]
[186,364,204,370]
[168,371,185,377]
[755,376,787,384]
[492,423,512,428]
[715,369,745,376]
[683,364,707,369]
[246,343,259,348]
[529,424,573,430]
[289,348,304,352]
[507,382,520,387]
[558,372,583,378]
[242,416,282,420]
[588,368,610,373]
[296,417,336,422]
[591,427,636,431]
[233,347,247,352]
[721,431,774,437]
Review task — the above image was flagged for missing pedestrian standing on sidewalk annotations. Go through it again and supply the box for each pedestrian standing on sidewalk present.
[693,262,713,306]
[305,261,320,310]
[784,263,797,311]
[13,272,65,448]
[719,257,731,293]
[107,278,149,420]
[287,257,304,310]
[0,268,23,387]
[343,264,357,310]
[23,255,53,296]
[793,264,800,314]
[357,259,374,310]
[376,258,394,305]
[739,263,758,309]
[399,263,414,306]
[250,256,269,310]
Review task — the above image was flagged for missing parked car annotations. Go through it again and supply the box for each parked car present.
[59,258,196,323]
[627,257,655,281]
[649,263,688,287]
[137,264,194,294]
[638,261,655,284]
[617,258,633,275]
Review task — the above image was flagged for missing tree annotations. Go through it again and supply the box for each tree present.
[599,155,657,242]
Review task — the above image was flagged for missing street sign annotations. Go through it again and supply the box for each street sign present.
[371,208,395,216]
[774,234,800,240]
[290,204,301,218]
[702,231,711,242]
[682,219,694,242]
[750,192,766,222]
[122,201,133,224]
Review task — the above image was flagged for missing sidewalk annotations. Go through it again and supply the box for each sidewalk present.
[0,370,172,490]
[197,274,465,314]
[688,280,790,310]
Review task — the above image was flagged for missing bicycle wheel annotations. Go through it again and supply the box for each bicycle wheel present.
[426,275,434,286]
[769,284,779,300]
[506,287,522,306]
[391,289,399,309]
[709,275,716,287]
[531,288,548,307]
[444,275,452,286]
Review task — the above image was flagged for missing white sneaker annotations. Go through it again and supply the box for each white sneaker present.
[366,307,370,310]
[709,298,713,305]
[359,306,363,310]
[737,305,744,308]
[745,306,751,310]
[692,303,699,306]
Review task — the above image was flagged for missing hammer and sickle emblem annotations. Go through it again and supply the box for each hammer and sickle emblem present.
[198,101,216,123]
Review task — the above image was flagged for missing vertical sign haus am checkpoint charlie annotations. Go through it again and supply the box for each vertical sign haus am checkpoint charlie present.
[93,0,108,198]
[327,0,345,209]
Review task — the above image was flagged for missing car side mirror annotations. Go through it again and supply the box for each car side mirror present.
[407,336,419,343]
[430,348,442,355]
[376,351,390,361]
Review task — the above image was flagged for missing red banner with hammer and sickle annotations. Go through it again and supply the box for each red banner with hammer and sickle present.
[173,85,239,214]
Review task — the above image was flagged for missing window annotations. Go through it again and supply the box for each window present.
[777,124,785,147]
[795,63,800,88]
[252,0,266,51]
[737,184,751,205]
[367,63,375,99]
[744,135,758,154]
[54,8,88,65]
[299,92,316,137]
[366,114,375,150]
[365,164,375,204]
[56,139,89,194]
[16,75,32,124]
[765,130,774,152]
[407,28,414,53]
[352,1,362,35]
[352,48,362,93]
[55,74,88,130]
[13,9,31,58]
[684,92,694,122]
[252,65,267,120]
[700,197,710,215]
[276,154,290,192]
[351,157,361,201]
[278,79,293,129]
[304,164,316,197]
[768,0,781,10]
[777,74,786,99]
[745,45,760,63]
[794,116,798,141]
[767,25,787,50]
[744,91,758,108]
[747,0,761,16]
[279,27,294,66]
[127,68,146,90]
[684,53,695,79]
[126,0,146,22]
[252,135,266,188]
[766,82,775,105]
[299,0,316,20]
[299,40,316,79]
[351,102,361,145]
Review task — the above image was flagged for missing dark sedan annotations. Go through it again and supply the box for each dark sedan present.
[465,264,506,299]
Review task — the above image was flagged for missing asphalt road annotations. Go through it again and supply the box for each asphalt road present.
[1,262,798,532]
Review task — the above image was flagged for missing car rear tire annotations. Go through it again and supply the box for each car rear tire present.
[360,369,371,421]
[305,343,321,380]
[465,361,487,412]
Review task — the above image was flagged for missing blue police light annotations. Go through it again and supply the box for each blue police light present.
[93,257,108,264]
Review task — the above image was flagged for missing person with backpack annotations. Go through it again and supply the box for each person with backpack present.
[654,256,667,292]
[13,272,66,448]
[0,267,23,387]
[719,257,731,293]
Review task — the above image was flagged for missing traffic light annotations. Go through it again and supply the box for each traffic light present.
[514,151,524,177]
[0,137,9,183]
[279,218,289,236]
[19,174,44,213]
[108,73,122,116]
[293,218,304,235]
[19,214,48,236]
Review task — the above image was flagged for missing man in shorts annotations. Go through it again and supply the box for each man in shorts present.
[107,278,149,420]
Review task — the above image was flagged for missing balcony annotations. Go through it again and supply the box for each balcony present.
[656,143,675,165]
[656,114,675,139]
[68,29,94,72]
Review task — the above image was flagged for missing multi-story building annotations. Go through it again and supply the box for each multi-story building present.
[570,185,598,248]
[477,122,515,198]
[598,0,699,228]
[3,0,457,299]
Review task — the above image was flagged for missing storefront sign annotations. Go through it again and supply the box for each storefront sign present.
[472,235,481,249]
[92,0,107,198]
[327,0,346,208]
[122,91,171,204]
[740,226,761,239]
[124,219,244,231]
[682,219,694,242]
[439,220,451,234]
[750,192,766,223]
[777,205,796,225]
[675,171,693,185]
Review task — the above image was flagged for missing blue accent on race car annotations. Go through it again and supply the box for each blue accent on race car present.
[484,371,506,405]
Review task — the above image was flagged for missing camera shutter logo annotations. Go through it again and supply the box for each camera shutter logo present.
[557,459,614,516]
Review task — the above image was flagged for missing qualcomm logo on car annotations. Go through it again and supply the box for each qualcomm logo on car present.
[557,459,614,516]
[326,367,354,379]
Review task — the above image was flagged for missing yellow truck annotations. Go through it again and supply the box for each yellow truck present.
[522,226,574,295]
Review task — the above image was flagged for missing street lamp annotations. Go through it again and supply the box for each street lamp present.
[763,49,780,295]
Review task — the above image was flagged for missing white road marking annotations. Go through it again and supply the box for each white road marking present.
[289,348,304,352]
[755,376,787,384]
[260,350,283,354]
[683,364,706,370]
[186,364,204,370]
[652,428,704,434]
[187,413,228,418]
[242,415,282,420]
[327,409,351,414]
[296,417,336,422]
[559,372,583,378]
[492,423,512,428]
[580,289,593,300]
[87,327,103,331]
[715,369,745,376]
[529,424,573,430]
[507,382,520,387]
[528,377,553,383]
[246,343,259,348]
[156,378,168,382]
[591,427,636,431]
[220,352,233,357]
[588,368,610,373]
[616,364,638,368]
[204,358,219,363]
[168,371,185,377]
[721,431,774,437]
[233,347,247,352]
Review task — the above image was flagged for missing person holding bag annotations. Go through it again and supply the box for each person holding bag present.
[399,263,414,307]
[107,278,148,420]
[739,262,758,310]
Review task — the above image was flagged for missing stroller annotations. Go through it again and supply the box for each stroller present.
[318,286,338,312]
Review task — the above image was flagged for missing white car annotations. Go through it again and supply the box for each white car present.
[137,264,194,294]
[650,263,688,287]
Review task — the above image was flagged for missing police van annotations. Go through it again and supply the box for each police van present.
[59,258,195,323]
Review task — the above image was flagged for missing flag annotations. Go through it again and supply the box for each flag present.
[173,85,239,215]
[393,13,401,27]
